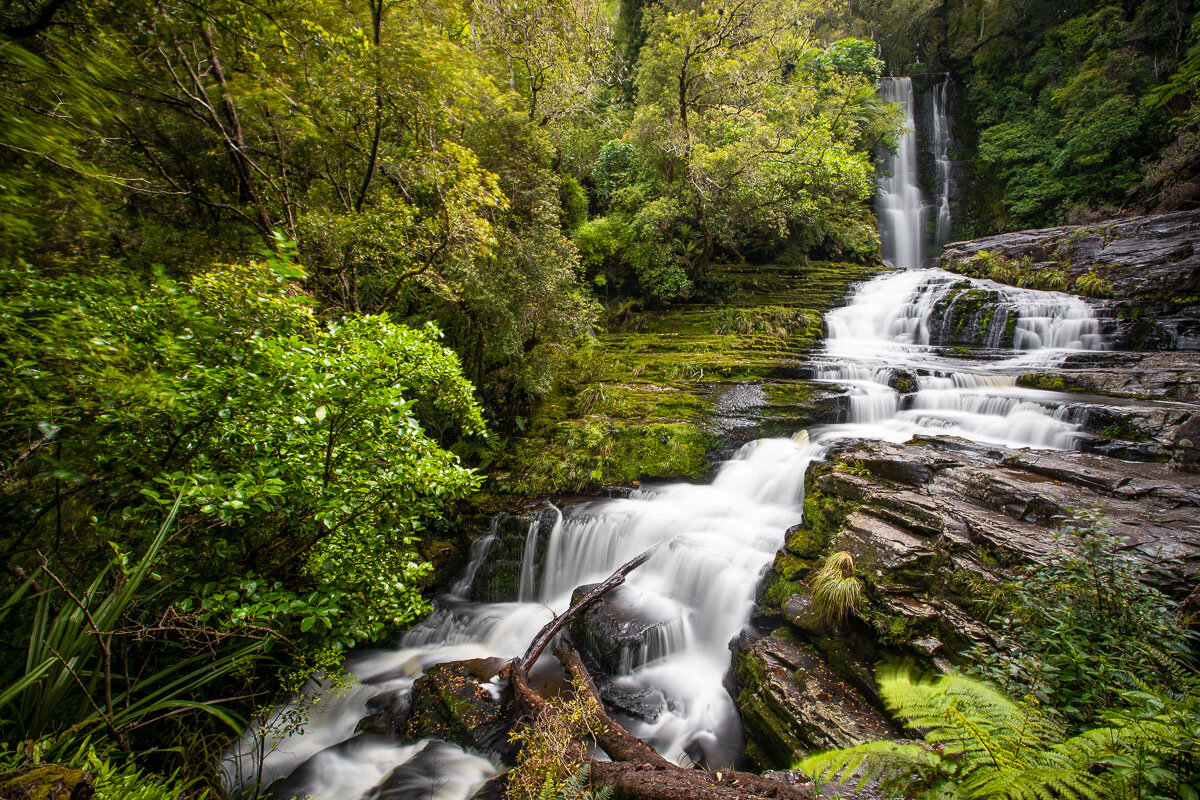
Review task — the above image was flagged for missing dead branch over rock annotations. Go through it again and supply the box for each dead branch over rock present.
[509,547,814,800]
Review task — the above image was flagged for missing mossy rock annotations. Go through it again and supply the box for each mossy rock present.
[403,657,514,760]
[0,765,94,800]
[784,523,825,559]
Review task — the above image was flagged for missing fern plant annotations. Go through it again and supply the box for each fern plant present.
[537,765,614,800]
[799,670,1116,800]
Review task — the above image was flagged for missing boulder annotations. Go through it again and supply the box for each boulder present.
[568,584,678,675]
[402,657,514,760]
[732,631,897,770]
[0,766,94,800]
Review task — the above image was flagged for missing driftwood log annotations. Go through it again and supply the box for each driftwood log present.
[509,549,814,800]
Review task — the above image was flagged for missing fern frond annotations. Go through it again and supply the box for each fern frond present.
[798,740,938,789]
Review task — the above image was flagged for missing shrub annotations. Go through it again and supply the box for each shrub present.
[967,509,1193,727]
[507,681,610,800]
[809,551,864,624]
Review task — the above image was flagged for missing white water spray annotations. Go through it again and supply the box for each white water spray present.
[877,77,925,269]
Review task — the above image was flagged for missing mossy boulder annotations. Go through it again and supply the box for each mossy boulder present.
[0,765,94,800]
[402,657,515,760]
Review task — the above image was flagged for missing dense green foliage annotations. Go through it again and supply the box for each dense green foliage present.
[850,0,1199,230]
[968,510,1194,729]
[800,670,1199,800]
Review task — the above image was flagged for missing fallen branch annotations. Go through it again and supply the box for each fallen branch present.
[516,547,656,677]
[508,547,814,800]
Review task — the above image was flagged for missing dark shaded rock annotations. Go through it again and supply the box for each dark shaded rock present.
[783,591,823,635]
[403,657,514,760]
[0,765,94,800]
[599,682,666,723]
[568,584,677,675]
[469,506,559,603]
[732,631,898,769]
[368,741,498,800]
[356,711,395,736]
[364,688,412,734]
[941,210,1200,350]
[265,735,394,800]
[468,775,508,800]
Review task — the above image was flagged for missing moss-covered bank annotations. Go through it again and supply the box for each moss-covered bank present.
[492,261,880,495]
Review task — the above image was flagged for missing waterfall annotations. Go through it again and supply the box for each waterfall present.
[224,284,1111,799]
[812,268,1108,451]
[930,76,954,249]
[877,77,924,269]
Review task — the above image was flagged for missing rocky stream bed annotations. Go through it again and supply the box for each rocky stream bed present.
[228,212,1200,800]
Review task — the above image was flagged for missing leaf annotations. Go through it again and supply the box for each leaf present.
[300,616,316,633]
[315,405,327,421]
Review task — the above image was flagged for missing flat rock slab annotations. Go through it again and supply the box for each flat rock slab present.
[732,632,898,770]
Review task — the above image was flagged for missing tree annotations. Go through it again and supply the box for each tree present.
[630,1,887,265]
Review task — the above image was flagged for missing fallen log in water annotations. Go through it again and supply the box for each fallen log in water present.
[509,548,814,800]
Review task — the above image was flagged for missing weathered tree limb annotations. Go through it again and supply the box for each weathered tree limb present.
[508,547,815,800]
[516,547,655,677]
[552,639,669,767]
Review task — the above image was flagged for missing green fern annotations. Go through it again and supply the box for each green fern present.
[799,670,1112,800]
[537,765,614,800]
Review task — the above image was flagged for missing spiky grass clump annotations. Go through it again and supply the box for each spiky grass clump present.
[810,551,864,624]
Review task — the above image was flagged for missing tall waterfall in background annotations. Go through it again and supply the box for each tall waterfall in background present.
[877,77,924,269]
[930,76,954,249]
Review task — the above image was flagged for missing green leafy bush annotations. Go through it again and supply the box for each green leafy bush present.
[967,509,1193,727]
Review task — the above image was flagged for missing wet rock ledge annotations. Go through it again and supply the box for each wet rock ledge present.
[735,435,1200,769]
[941,209,1200,350]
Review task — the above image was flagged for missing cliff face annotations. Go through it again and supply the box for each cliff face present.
[941,210,1200,350]
[734,213,1200,771]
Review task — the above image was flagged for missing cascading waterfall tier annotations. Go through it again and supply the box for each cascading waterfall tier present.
[225,267,1110,799]
[930,75,954,249]
[811,268,1108,451]
[877,77,925,269]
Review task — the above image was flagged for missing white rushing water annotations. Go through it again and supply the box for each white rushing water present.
[810,267,1107,451]
[225,73,1110,800]
[225,436,821,799]
[877,77,925,269]
[930,76,954,250]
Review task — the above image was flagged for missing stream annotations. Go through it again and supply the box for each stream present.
[223,75,1114,800]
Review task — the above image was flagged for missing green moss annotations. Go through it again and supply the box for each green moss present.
[1017,373,1067,391]
[494,261,882,496]
[789,486,858,558]
[758,570,805,614]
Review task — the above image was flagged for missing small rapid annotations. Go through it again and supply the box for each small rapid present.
[810,268,1107,451]
[224,75,1112,800]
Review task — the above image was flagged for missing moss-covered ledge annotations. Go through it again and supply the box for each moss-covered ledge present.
[492,261,881,496]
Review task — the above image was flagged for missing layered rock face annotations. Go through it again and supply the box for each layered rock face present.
[734,212,1200,769]
[941,210,1200,349]
[738,436,1200,767]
